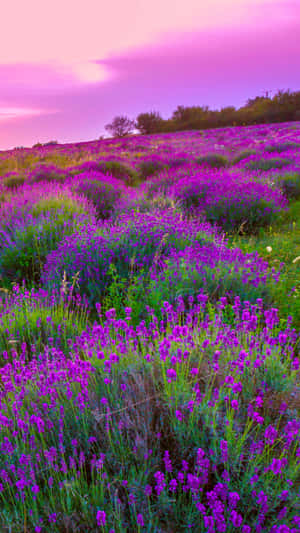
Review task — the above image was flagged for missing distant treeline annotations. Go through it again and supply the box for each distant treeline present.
[134,90,300,135]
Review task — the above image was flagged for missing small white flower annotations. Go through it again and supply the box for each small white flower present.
[266,246,272,253]
[292,256,300,264]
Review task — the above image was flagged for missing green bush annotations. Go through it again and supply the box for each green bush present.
[74,180,122,220]
[231,149,257,164]
[0,214,85,284]
[146,257,272,322]
[29,163,69,183]
[137,159,167,179]
[167,157,189,169]
[205,197,280,235]
[264,142,300,153]
[2,175,26,189]
[195,153,228,168]
[245,157,292,171]
[177,183,210,212]
[277,172,300,200]
[0,294,87,361]
[31,196,88,219]
[98,160,139,186]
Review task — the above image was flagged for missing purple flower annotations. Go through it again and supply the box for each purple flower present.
[48,513,57,524]
[220,440,228,462]
[242,526,251,533]
[166,368,177,382]
[269,457,287,475]
[231,399,239,410]
[154,471,166,496]
[228,491,240,508]
[96,510,106,527]
[264,425,278,445]
[31,484,40,495]
[137,514,144,527]
[169,478,178,492]
[230,510,243,527]
[163,450,173,472]
[144,484,152,497]
[175,409,183,421]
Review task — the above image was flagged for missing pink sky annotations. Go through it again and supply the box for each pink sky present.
[0,0,299,150]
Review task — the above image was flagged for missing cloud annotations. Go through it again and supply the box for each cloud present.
[0,61,113,99]
[0,107,50,121]
[0,16,299,149]
[0,0,296,66]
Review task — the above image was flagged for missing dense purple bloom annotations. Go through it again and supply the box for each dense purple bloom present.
[96,510,106,527]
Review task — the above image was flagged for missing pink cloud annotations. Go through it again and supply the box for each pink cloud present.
[0,106,54,121]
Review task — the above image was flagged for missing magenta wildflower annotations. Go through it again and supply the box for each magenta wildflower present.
[220,440,228,462]
[169,478,178,492]
[96,510,106,527]
[137,514,144,527]
[175,409,183,421]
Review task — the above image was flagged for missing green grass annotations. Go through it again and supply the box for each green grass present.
[227,200,300,329]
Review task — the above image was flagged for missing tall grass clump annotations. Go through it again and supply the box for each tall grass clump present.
[0,210,90,285]
[0,282,88,360]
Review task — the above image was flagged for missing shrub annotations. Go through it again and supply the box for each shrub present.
[145,175,174,199]
[245,157,292,171]
[137,159,167,179]
[176,182,210,212]
[205,196,280,234]
[68,160,102,175]
[42,227,170,308]
[147,252,273,320]
[43,140,59,146]
[0,212,88,284]
[74,180,122,220]
[195,153,228,168]
[277,172,300,200]
[97,160,139,186]
[28,163,69,184]
[2,174,26,189]
[41,212,216,308]
[31,195,89,218]
[173,170,286,234]
[71,160,139,186]
[0,285,87,360]
[166,157,189,169]
[231,149,257,164]
[263,142,300,153]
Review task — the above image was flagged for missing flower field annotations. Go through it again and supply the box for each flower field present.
[0,122,299,532]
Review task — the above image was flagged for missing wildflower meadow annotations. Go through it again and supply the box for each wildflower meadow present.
[0,122,299,532]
